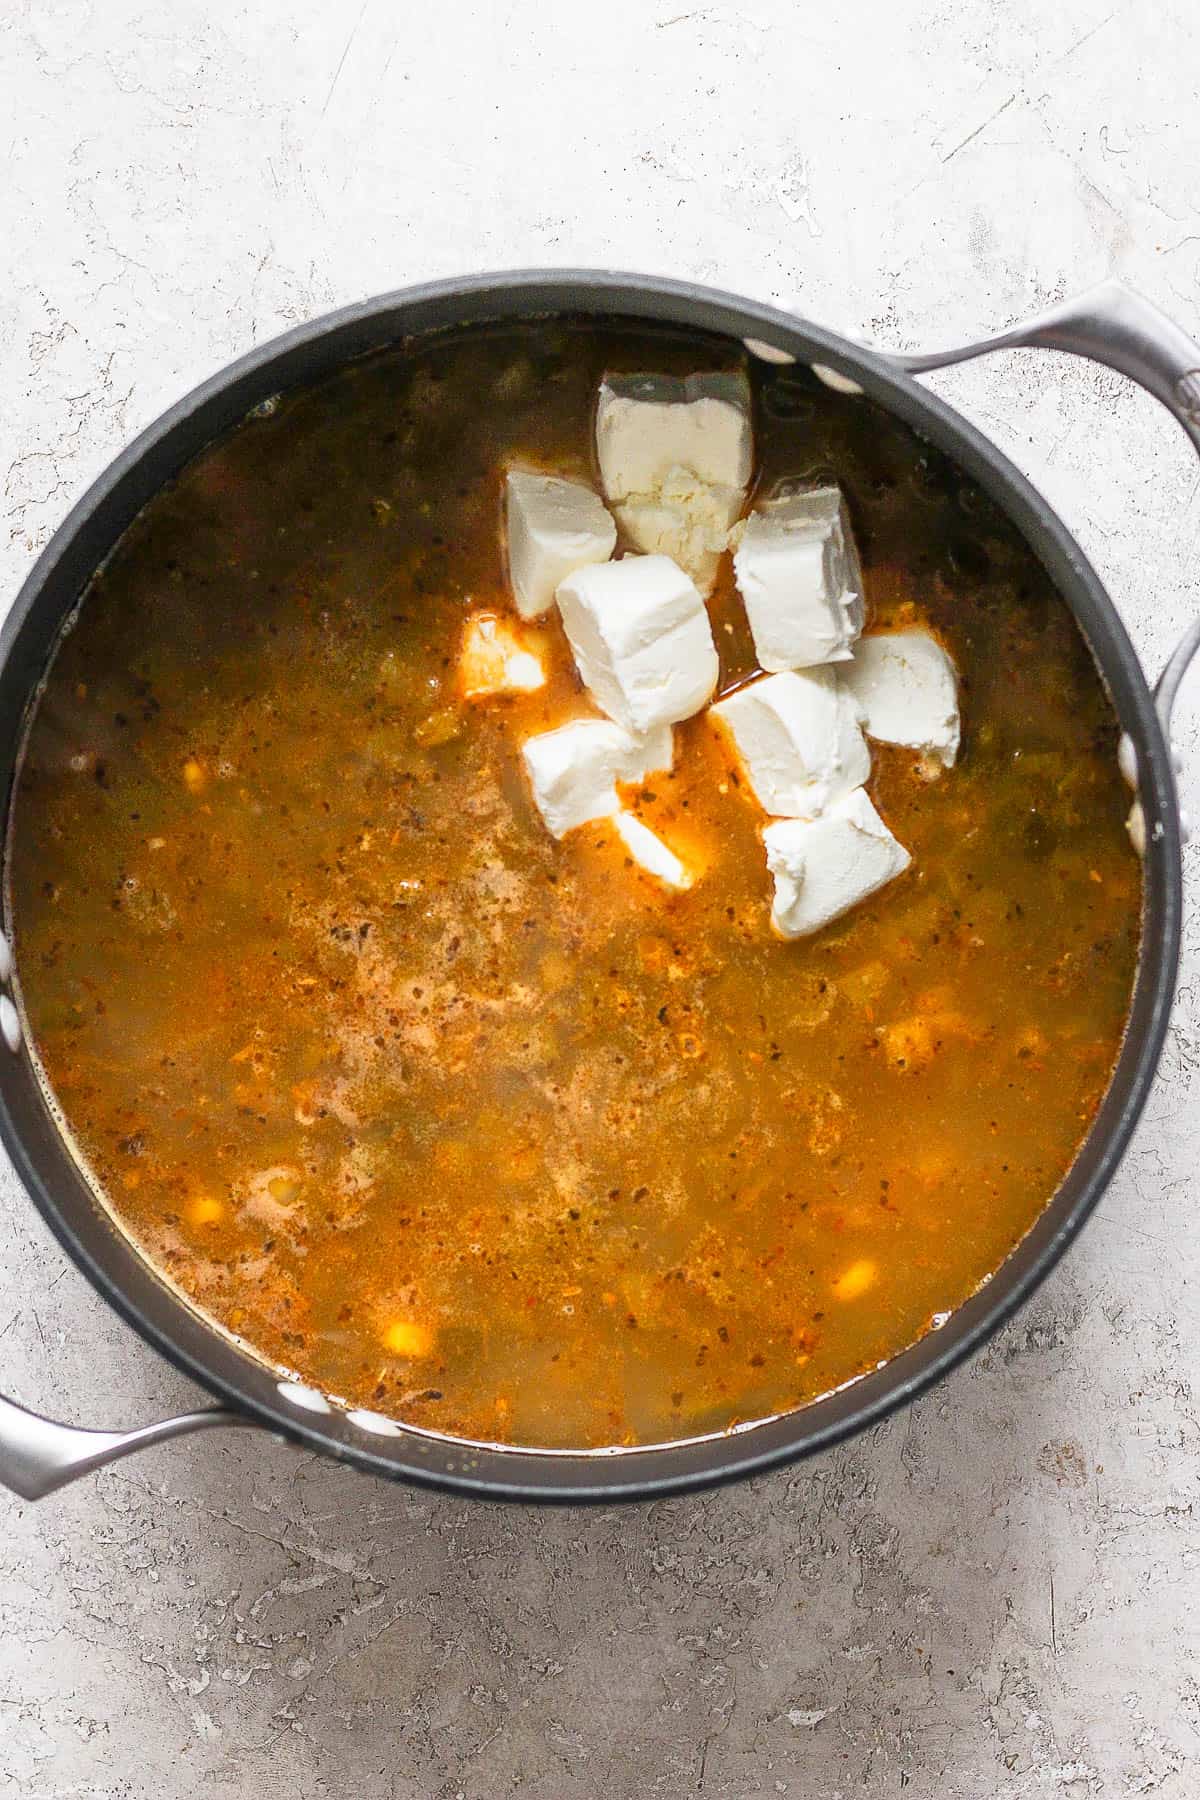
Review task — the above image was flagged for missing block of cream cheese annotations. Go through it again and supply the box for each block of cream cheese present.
[612,813,693,890]
[763,790,911,938]
[458,614,545,699]
[557,554,719,734]
[595,373,752,593]
[505,470,617,619]
[841,629,960,767]
[612,478,740,601]
[710,669,870,818]
[732,487,865,670]
[522,718,673,838]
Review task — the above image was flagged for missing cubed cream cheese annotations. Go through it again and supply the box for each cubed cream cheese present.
[595,373,752,594]
[505,469,617,619]
[612,813,693,890]
[557,554,719,734]
[458,613,545,699]
[763,790,911,938]
[732,487,865,670]
[612,472,744,599]
[710,669,870,818]
[841,629,960,767]
[522,718,673,838]
[597,372,753,498]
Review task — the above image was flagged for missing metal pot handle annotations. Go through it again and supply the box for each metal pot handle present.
[879,278,1200,751]
[0,1390,255,1500]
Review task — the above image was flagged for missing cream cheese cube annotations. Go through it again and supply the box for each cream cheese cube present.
[710,669,870,818]
[612,813,693,890]
[763,790,911,938]
[505,470,617,619]
[459,614,545,699]
[522,718,673,838]
[733,487,865,670]
[596,372,753,499]
[595,373,752,594]
[841,629,960,768]
[557,554,719,734]
[613,471,743,599]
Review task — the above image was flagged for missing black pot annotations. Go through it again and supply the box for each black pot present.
[0,273,1195,1504]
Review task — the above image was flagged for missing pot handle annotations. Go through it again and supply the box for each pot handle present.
[0,1390,256,1500]
[879,278,1200,751]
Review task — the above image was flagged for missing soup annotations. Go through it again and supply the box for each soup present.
[7,320,1140,1449]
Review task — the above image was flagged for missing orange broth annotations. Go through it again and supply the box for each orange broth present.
[7,319,1140,1447]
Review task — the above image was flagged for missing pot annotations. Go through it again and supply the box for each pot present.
[0,274,1195,1505]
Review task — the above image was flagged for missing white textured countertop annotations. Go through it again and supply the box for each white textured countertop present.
[1,4,1198,1795]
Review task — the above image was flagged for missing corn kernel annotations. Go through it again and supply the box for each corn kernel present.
[833,1259,877,1302]
[189,1195,225,1228]
[382,1319,434,1358]
[182,758,207,794]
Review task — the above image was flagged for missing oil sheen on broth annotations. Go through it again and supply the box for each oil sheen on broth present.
[8,321,1140,1449]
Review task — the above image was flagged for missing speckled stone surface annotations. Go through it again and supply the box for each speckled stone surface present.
[1,4,1198,1795]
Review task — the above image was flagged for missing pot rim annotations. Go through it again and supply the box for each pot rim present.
[0,270,1181,1501]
